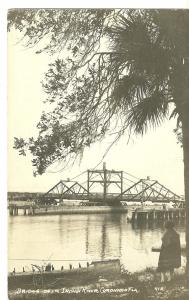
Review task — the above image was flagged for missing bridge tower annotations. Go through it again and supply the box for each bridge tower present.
[87,163,123,203]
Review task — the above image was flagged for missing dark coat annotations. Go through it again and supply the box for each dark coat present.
[158,228,181,272]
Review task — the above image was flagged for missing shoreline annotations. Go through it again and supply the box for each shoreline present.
[8,266,189,300]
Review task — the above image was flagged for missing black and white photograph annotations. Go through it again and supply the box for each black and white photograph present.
[6,6,189,300]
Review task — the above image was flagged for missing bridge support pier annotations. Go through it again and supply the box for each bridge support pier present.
[9,206,13,216]
[152,210,157,220]
[12,207,17,216]
[28,206,35,215]
[133,212,138,221]
[10,206,18,216]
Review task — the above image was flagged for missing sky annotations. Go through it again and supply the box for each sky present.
[7,13,184,195]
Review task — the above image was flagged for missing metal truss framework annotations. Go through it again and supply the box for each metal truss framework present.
[43,180,89,201]
[116,179,182,202]
[41,164,183,204]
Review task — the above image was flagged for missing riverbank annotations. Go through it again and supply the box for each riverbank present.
[8,267,189,300]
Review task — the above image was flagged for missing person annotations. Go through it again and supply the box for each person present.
[157,221,181,283]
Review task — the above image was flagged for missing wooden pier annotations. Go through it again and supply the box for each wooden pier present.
[9,201,36,216]
[129,207,186,222]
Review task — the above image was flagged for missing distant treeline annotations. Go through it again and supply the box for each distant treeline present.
[8,192,44,201]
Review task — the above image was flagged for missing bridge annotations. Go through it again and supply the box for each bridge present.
[39,163,183,206]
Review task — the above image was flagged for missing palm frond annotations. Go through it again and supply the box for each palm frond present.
[125,91,169,134]
[108,11,172,79]
[113,74,150,106]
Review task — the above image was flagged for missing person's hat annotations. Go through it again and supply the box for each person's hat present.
[165,220,175,229]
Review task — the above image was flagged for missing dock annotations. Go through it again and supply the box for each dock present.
[128,207,186,222]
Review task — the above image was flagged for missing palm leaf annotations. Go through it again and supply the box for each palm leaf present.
[108,11,172,79]
[125,91,169,134]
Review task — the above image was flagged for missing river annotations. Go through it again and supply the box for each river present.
[8,213,186,273]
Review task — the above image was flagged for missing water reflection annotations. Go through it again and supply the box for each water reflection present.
[8,213,185,273]
[83,214,123,259]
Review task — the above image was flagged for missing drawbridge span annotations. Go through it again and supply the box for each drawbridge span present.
[40,163,183,205]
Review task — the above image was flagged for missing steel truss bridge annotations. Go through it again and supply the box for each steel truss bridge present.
[40,163,183,205]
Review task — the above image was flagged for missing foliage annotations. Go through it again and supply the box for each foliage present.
[174,124,183,147]
[8,9,189,175]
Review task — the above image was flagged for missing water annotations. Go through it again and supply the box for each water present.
[8,213,186,273]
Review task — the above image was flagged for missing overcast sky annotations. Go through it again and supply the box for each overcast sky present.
[8,24,184,195]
